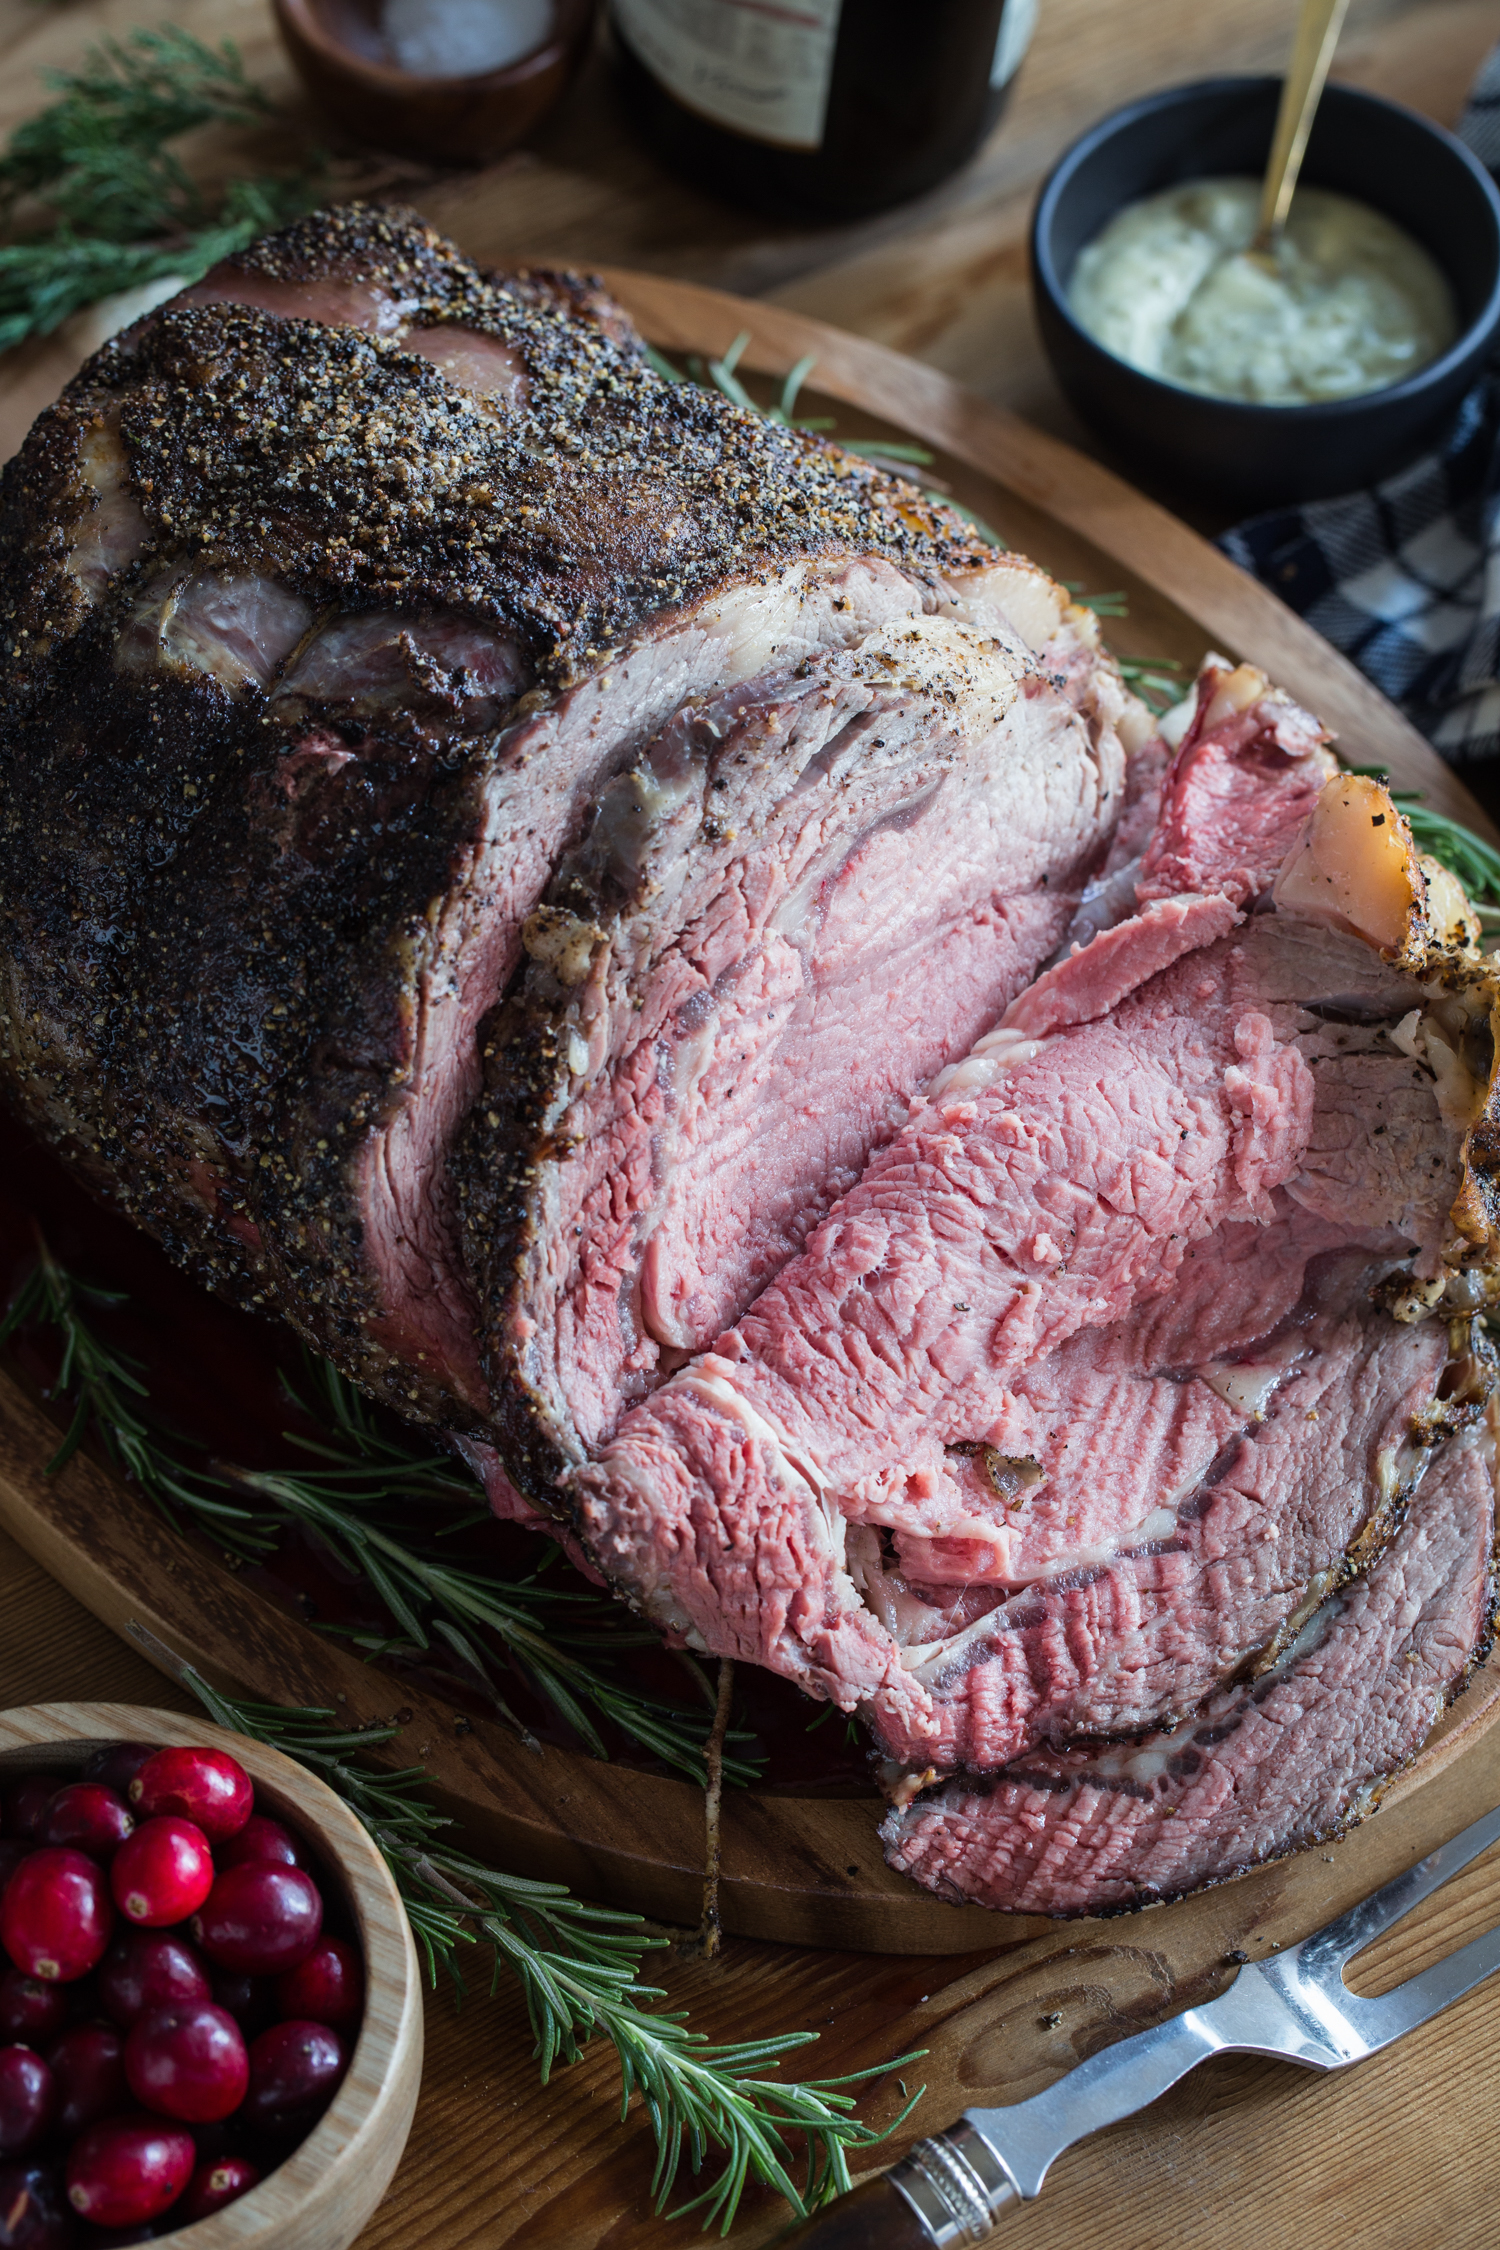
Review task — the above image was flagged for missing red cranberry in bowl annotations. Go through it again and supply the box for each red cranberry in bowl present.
[0,1783,60,1847]
[110,1821,213,1930]
[206,1971,272,2037]
[178,2152,259,2221]
[192,1866,322,1977]
[0,2161,71,2248]
[0,1975,67,2048]
[65,2113,194,2228]
[1,1850,113,1981]
[98,1934,211,2032]
[275,1936,363,2030]
[129,1751,252,1846]
[124,2003,247,2125]
[79,1745,155,1799]
[46,2023,126,2136]
[0,2050,53,2159]
[40,1785,133,1861]
[218,1815,305,1873]
[242,2020,347,2136]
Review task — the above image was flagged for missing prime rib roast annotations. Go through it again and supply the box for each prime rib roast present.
[2,203,1497,1919]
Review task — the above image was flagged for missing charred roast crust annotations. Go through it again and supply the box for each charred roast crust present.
[0,203,994,1431]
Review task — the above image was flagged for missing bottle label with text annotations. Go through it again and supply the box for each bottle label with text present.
[614,0,842,150]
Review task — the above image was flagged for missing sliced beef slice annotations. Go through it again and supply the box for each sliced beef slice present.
[0,203,1137,1438]
[569,905,1453,1723]
[456,603,1127,1492]
[881,1423,1498,1916]
[568,699,1500,1791]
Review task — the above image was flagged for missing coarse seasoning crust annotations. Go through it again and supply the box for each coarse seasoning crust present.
[0,204,993,1427]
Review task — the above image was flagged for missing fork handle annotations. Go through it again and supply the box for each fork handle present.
[772,2173,936,2249]
[776,2123,1021,2247]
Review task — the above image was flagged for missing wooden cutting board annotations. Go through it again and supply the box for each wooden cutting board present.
[0,272,1498,1986]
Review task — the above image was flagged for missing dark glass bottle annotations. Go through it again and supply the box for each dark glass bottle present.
[610,0,1039,222]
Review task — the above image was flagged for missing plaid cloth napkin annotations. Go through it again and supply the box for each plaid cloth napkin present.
[1218,47,1500,769]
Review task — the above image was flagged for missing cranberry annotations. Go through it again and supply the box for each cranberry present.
[192,1866,321,1977]
[45,2024,125,2137]
[0,2052,53,2161]
[0,2163,70,2248]
[242,2020,346,2135]
[0,1850,25,1900]
[0,1977,66,2049]
[124,2004,247,2126]
[98,1935,210,2033]
[65,2114,193,2228]
[0,1789,58,1850]
[178,2153,259,2222]
[217,1816,305,1873]
[275,1937,363,2030]
[1,1852,113,1982]
[129,1752,252,1846]
[109,1823,212,1930]
[206,1972,272,2037]
[39,1789,132,1863]
[79,1747,154,1800]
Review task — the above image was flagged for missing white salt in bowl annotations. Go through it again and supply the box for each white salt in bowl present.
[273,0,597,166]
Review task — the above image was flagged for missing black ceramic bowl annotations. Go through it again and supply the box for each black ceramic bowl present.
[1031,76,1500,509]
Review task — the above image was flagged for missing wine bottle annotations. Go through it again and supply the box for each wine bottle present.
[611,0,1040,222]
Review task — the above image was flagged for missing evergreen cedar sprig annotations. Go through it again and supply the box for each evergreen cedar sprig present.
[0,1240,760,1787]
[0,27,322,349]
[169,1666,925,2230]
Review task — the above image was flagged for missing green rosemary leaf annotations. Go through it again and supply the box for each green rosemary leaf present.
[1116,653,1185,713]
[0,27,323,349]
[776,351,818,422]
[4,1241,761,1784]
[173,1668,921,2233]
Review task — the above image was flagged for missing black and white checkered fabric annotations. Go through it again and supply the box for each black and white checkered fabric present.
[1218,47,1500,768]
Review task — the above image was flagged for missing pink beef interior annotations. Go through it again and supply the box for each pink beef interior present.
[564,659,1500,1911]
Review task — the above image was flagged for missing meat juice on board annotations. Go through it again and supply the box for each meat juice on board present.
[610,0,1039,218]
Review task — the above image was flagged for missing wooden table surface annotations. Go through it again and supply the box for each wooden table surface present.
[4,1,1500,2245]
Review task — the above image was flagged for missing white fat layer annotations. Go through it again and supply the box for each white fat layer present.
[930,1026,1054,1101]
[1199,1359,1288,1419]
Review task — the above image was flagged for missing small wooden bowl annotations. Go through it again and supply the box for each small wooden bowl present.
[0,1702,423,2250]
[274,0,596,165]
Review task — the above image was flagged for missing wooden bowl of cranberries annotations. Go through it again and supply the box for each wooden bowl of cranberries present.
[0,1704,422,2250]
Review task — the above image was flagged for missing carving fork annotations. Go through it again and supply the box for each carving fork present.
[778,1802,1500,2246]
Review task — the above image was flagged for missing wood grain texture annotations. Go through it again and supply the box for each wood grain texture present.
[5,1519,1500,2250]
[0,0,1497,2239]
[0,1699,424,2250]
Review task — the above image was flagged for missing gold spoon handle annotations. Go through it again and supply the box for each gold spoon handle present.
[1254,0,1352,252]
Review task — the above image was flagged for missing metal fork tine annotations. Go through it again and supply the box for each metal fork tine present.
[1286,1802,1500,1971]
[1341,1917,1500,2054]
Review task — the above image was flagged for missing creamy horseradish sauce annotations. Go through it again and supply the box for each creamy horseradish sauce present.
[1067,177,1456,404]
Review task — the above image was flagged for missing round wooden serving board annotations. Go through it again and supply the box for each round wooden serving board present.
[0,271,1497,1961]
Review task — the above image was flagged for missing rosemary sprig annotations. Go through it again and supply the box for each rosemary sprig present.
[1,1241,758,1786]
[0,28,321,349]
[177,1668,922,2233]
[1115,652,1185,711]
